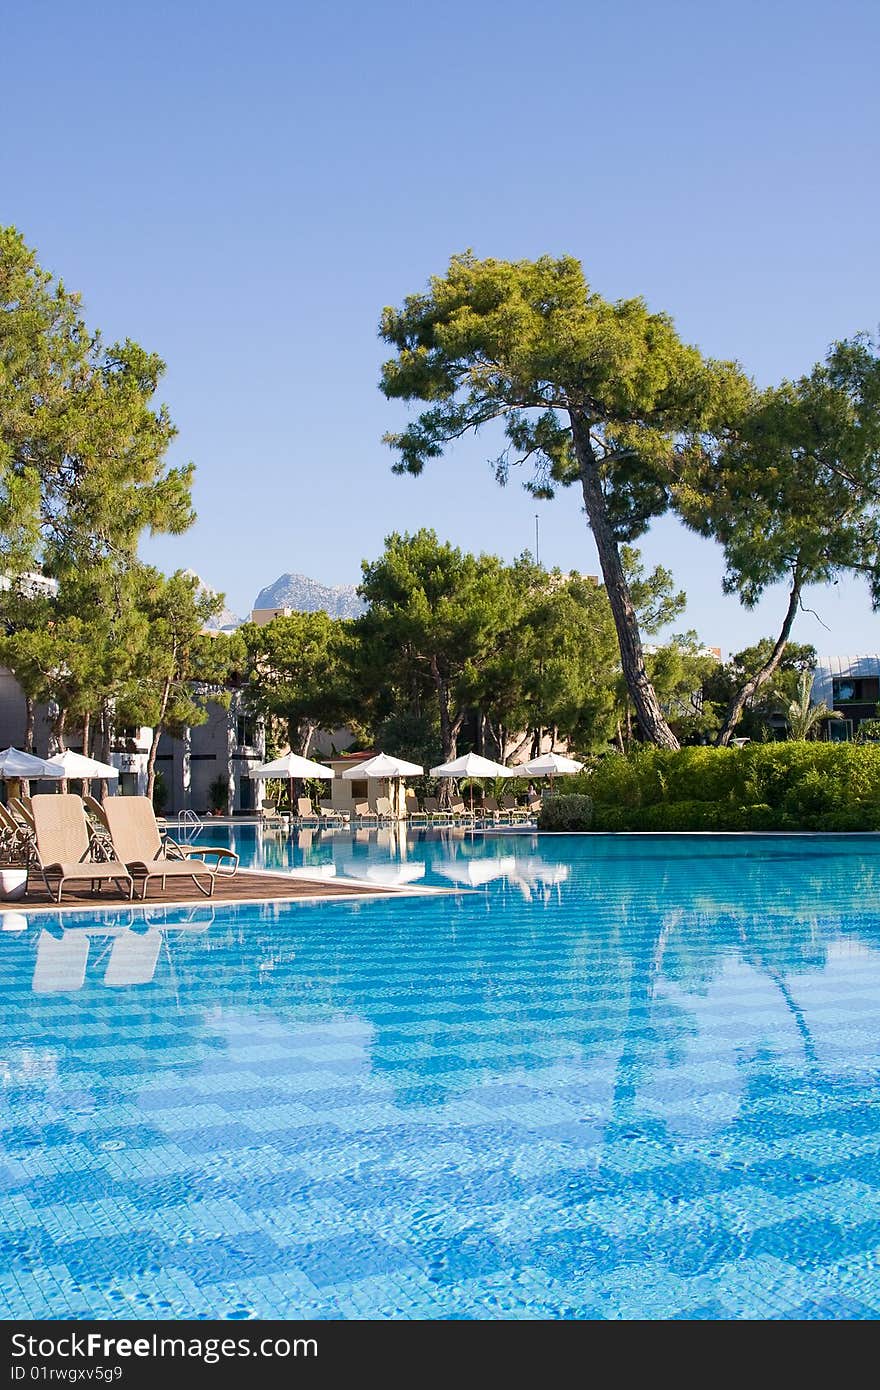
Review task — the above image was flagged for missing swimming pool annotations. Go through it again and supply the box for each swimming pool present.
[2,831,880,1319]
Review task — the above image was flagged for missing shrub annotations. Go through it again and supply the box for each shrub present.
[151,769,169,815]
[586,755,644,808]
[579,742,880,832]
[207,774,229,814]
[538,794,593,831]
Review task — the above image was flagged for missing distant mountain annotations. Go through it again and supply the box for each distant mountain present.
[181,569,243,631]
[253,572,364,620]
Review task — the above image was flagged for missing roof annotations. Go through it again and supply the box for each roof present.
[322,750,378,768]
[812,655,880,704]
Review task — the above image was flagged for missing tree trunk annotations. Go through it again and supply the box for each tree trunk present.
[53,707,68,792]
[570,415,680,749]
[97,699,111,801]
[297,719,317,758]
[20,696,35,796]
[81,710,92,800]
[146,677,172,799]
[431,658,456,760]
[716,567,803,746]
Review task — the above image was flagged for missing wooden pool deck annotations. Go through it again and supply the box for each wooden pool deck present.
[0,868,398,914]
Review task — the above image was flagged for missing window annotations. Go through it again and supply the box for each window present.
[833,676,879,704]
[350,780,368,799]
[829,719,853,743]
[236,715,257,747]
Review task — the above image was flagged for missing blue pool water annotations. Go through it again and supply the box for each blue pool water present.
[3,830,880,1319]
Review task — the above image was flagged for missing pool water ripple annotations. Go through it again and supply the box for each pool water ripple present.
[2,830,880,1318]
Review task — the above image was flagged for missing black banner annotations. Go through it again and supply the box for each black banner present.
[1,1320,596,1385]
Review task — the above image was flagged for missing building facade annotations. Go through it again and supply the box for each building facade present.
[0,666,264,815]
[812,656,880,741]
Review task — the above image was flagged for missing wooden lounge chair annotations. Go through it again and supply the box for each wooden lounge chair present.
[259,799,286,827]
[82,793,116,861]
[318,801,349,825]
[0,802,31,862]
[375,796,396,822]
[428,797,453,825]
[31,794,134,903]
[296,796,320,826]
[103,796,237,900]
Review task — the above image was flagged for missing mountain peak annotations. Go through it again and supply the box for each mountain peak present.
[181,569,243,631]
[253,572,363,619]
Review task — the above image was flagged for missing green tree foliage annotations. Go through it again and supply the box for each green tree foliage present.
[122,570,241,797]
[241,610,356,757]
[477,557,620,759]
[356,529,512,761]
[785,670,842,740]
[379,252,750,748]
[0,227,193,574]
[677,336,880,742]
[701,640,817,741]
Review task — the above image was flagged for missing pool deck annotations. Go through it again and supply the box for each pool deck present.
[0,867,422,914]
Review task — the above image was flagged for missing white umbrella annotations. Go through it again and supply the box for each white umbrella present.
[342,753,424,821]
[518,753,584,777]
[430,752,511,815]
[0,747,64,780]
[246,751,334,820]
[45,750,119,781]
[341,753,424,779]
[430,753,511,778]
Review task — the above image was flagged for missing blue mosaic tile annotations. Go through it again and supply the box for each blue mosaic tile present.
[4,829,880,1317]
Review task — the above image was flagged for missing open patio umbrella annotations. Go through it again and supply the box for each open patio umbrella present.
[519,751,584,794]
[0,748,64,780]
[430,752,511,815]
[246,751,334,819]
[45,750,119,781]
[342,753,424,820]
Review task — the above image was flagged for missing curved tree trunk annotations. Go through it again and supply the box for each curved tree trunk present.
[146,676,172,799]
[716,567,803,746]
[570,416,680,749]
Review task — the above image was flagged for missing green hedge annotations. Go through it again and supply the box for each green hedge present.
[537,794,593,831]
[561,744,880,832]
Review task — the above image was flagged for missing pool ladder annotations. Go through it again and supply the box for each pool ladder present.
[175,807,203,843]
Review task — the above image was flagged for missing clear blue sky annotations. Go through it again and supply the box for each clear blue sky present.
[4,0,879,656]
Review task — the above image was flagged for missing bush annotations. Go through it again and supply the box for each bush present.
[577,743,880,832]
[537,793,594,831]
[207,774,229,814]
[151,769,169,815]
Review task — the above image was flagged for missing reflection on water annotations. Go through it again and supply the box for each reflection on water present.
[4,833,880,1318]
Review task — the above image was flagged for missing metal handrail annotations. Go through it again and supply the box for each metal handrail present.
[175,808,203,842]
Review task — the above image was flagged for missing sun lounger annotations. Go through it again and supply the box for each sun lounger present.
[296,797,320,825]
[103,796,237,899]
[30,794,134,902]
